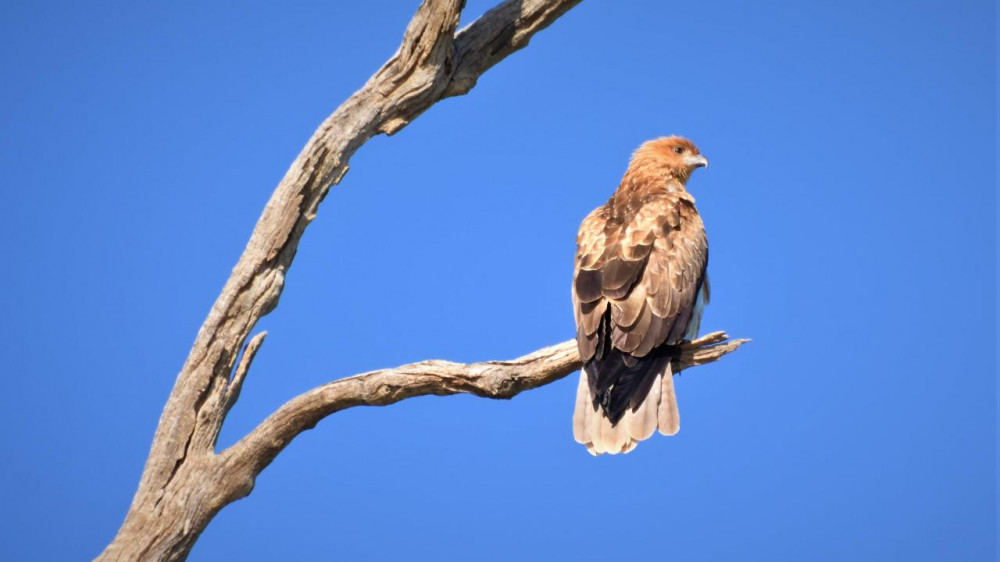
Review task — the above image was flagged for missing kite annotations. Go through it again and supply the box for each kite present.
[572,136,710,455]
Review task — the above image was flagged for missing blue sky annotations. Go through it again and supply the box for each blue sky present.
[0,1,996,560]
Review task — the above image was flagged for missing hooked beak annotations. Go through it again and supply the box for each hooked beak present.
[685,154,709,169]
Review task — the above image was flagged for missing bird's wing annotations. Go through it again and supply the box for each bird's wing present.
[573,207,604,362]
[623,192,709,355]
[573,193,708,360]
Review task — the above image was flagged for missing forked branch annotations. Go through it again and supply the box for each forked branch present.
[99,1,585,560]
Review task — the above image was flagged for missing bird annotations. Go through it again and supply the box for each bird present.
[572,136,710,455]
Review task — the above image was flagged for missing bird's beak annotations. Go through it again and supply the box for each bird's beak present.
[685,155,709,169]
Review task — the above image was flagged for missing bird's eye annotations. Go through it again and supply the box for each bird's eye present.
[673,146,684,154]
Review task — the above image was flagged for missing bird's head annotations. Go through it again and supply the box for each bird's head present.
[629,136,708,184]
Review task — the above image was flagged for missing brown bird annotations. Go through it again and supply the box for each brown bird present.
[572,136,710,455]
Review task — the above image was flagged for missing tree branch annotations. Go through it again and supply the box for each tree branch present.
[98,1,583,560]
[223,332,748,477]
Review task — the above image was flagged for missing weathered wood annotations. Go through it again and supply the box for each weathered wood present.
[222,332,748,478]
[97,1,585,560]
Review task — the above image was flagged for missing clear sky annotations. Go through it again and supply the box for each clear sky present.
[0,1,996,560]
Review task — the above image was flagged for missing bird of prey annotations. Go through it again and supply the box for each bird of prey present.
[572,136,710,455]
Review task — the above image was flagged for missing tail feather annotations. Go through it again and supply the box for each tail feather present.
[572,362,680,455]
[589,401,607,455]
[598,407,630,454]
[657,365,680,436]
[626,363,663,441]
[572,373,593,444]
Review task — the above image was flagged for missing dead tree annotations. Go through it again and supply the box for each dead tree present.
[97,1,746,560]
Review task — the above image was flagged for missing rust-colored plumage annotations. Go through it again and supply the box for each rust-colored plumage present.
[572,137,710,455]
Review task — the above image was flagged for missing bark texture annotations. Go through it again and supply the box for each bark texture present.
[96,1,745,560]
[223,331,747,477]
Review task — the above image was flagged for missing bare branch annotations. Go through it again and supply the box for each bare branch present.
[99,1,584,560]
[223,332,748,478]
[446,0,583,97]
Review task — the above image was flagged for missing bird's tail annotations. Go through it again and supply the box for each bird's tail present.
[571,362,679,455]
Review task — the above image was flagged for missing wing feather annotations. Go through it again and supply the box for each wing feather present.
[573,191,708,429]
[610,288,646,329]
